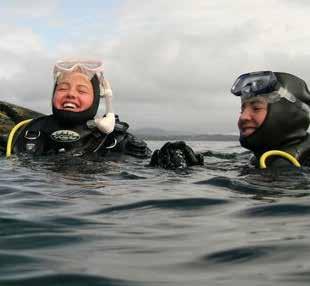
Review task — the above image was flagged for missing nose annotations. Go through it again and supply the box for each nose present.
[66,87,76,98]
[239,107,252,122]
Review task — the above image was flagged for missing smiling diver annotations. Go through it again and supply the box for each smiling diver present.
[9,60,151,159]
[231,71,310,168]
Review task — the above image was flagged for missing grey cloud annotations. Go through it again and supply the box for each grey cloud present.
[0,53,54,114]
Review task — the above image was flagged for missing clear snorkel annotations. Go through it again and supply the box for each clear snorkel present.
[53,60,115,134]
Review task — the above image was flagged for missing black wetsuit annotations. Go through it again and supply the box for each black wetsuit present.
[12,114,151,160]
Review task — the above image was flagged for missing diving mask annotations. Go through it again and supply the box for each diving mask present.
[231,71,278,97]
[231,71,310,113]
[54,60,104,80]
[53,60,112,98]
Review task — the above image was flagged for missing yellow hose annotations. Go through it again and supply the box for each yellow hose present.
[259,150,301,169]
[6,119,32,158]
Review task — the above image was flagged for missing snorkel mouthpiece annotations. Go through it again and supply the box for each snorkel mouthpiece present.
[95,79,115,134]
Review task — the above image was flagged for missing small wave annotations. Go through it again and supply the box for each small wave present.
[204,245,273,264]
[8,198,71,209]
[0,252,42,270]
[238,203,310,217]
[195,176,283,195]
[0,233,91,250]
[0,273,143,286]
[0,217,58,236]
[0,252,48,280]
[282,271,310,283]
[0,186,22,196]
[189,243,310,267]
[43,216,103,227]
[118,171,147,179]
[0,216,98,237]
[202,150,240,159]
[89,197,229,215]
[195,174,310,199]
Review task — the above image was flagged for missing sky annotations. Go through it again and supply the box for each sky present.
[1,0,310,134]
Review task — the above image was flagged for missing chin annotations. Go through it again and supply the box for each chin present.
[241,130,256,137]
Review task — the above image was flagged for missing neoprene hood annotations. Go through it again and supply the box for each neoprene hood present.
[239,72,310,154]
[52,75,101,125]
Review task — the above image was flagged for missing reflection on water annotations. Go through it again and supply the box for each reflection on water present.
[1,141,310,285]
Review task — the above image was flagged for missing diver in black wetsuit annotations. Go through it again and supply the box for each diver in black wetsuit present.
[8,60,202,169]
[231,71,310,168]
[11,60,151,159]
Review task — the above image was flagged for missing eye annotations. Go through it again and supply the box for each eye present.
[252,105,265,112]
[57,87,68,91]
[56,85,68,91]
[78,89,88,94]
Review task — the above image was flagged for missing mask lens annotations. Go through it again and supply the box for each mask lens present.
[55,60,103,71]
[231,71,277,96]
[252,79,265,92]
[53,60,104,83]
[56,61,77,70]
[82,62,102,70]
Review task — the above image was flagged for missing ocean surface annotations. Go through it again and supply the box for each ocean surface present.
[1,140,310,286]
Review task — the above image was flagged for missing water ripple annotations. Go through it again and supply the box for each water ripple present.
[204,245,273,264]
[0,252,43,276]
[89,197,229,215]
[238,203,310,217]
[2,142,310,285]
[0,273,143,286]
[283,271,310,283]
[0,217,61,236]
[0,234,91,250]
[191,243,310,266]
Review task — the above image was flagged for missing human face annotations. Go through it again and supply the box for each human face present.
[53,72,94,112]
[238,97,268,137]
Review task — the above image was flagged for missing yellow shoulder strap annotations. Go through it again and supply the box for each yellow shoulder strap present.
[259,150,301,169]
[6,119,32,158]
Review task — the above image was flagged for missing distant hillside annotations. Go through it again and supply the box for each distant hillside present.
[132,127,191,136]
[132,128,238,141]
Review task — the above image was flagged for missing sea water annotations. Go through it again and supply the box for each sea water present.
[1,141,310,286]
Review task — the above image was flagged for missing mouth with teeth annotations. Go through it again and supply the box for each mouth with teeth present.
[62,102,80,111]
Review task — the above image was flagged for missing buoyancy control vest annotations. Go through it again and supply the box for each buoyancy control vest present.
[12,114,151,159]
